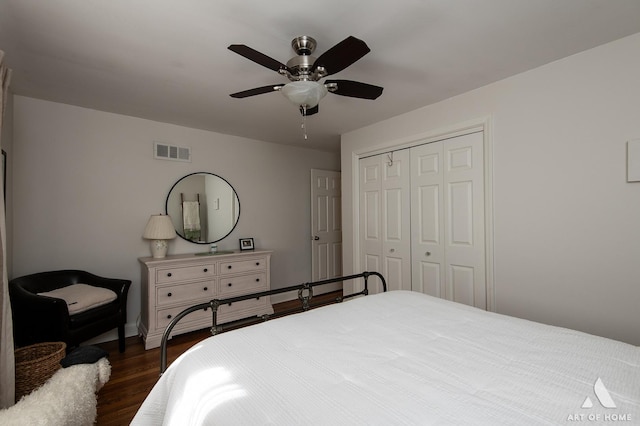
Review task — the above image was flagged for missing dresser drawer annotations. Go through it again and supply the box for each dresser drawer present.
[157,281,215,307]
[219,258,266,275]
[218,272,267,297]
[157,304,212,330]
[156,263,215,284]
[218,296,268,317]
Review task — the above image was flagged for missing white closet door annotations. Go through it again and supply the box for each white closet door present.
[359,156,383,293]
[444,132,485,308]
[411,132,485,308]
[359,151,411,293]
[410,142,445,297]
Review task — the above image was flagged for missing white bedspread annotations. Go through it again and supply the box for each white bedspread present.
[132,291,640,425]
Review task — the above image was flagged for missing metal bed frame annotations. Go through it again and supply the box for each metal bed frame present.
[160,271,387,374]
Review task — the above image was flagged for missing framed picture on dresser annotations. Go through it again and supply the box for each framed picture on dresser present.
[239,238,254,251]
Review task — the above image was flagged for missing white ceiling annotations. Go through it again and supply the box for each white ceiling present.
[2,1,640,152]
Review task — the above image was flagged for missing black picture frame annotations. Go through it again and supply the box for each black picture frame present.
[239,238,254,251]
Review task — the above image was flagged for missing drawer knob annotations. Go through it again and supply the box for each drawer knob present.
[203,268,208,272]
[203,287,208,291]
[167,292,172,297]
[256,278,260,282]
[167,272,172,277]
[167,314,172,319]
[256,262,260,266]
[227,265,232,269]
[227,283,232,287]
[227,302,232,306]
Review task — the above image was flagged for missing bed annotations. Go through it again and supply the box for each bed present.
[132,279,640,425]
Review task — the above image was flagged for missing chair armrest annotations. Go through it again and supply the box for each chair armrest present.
[9,283,71,346]
[10,283,69,317]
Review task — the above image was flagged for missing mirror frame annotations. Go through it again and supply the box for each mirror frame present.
[165,172,241,244]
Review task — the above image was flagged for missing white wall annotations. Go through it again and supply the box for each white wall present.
[11,97,339,341]
[342,33,640,345]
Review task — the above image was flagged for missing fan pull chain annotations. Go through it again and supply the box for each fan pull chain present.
[301,106,308,140]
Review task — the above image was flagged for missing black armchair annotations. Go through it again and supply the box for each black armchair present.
[9,270,131,353]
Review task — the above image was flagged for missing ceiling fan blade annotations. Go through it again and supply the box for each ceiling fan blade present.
[325,80,383,99]
[311,36,370,76]
[230,84,284,98]
[228,44,292,74]
[300,105,319,116]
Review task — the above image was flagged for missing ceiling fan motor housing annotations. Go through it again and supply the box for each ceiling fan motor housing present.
[286,55,317,79]
[228,35,383,116]
[286,36,327,81]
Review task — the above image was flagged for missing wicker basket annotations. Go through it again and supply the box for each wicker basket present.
[14,341,66,401]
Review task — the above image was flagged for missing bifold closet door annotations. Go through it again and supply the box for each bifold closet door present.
[410,142,445,297]
[359,150,411,293]
[411,132,486,308]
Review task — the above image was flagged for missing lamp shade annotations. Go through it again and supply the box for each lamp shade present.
[143,214,177,240]
[281,81,328,108]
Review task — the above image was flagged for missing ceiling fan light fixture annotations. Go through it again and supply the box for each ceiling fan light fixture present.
[280,81,328,108]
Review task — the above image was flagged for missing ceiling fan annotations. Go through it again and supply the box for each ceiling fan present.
[228,35,383,116]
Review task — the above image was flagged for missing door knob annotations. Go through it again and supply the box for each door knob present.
[313,236,320,240]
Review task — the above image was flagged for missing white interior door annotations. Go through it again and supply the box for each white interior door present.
[359,151,411,293]
[311,170,342,289]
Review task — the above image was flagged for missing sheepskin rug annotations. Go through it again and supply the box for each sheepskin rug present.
[0,357,111,426]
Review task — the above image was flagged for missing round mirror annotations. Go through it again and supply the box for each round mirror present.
[165,172,240,244]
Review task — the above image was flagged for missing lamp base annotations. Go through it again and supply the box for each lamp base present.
[150,240,169,258]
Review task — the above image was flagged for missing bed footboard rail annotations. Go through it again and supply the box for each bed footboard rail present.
[160,271,386,374]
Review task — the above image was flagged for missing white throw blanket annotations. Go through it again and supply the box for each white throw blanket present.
[0,358,111,426]
[182,201,200,231]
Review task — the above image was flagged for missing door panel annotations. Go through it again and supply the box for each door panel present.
[418,185,440,244]
[359,158,383,293]
[363,253,384,293]
[449,264,475,306]
[364,191,380,240]
[448,180,474,246]
[418,261,441,297]
[411,142,445,296]
[380,150,411,292]
[444,133,485,308]
[384,188,403,241]
[385,256,407,292]
[359,152,411,293]
[311,170,342,284]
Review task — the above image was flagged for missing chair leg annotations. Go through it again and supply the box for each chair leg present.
[118,324,125,353]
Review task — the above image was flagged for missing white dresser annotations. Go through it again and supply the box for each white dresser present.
[138,250,273,349]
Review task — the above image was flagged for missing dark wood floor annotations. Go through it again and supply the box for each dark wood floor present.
[95,291,342,425]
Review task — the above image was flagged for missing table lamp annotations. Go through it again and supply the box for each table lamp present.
[143,214,177,258]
